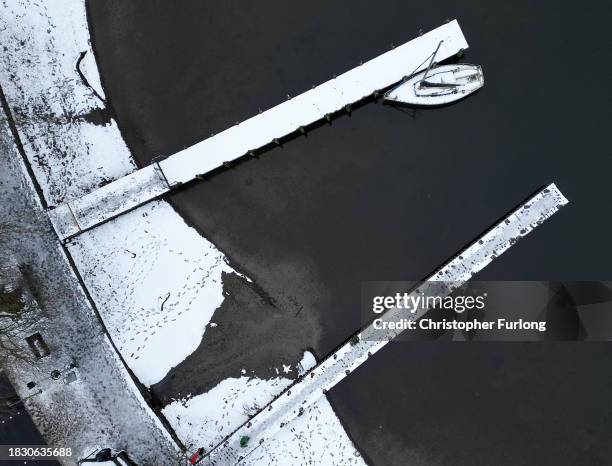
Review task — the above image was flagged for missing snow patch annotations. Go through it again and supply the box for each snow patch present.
[298,351,317,376]
[243,397,366,466]
[163,351,318,450]
[67,200,236,386]
[0,0,135,206]
[163,376,294,450]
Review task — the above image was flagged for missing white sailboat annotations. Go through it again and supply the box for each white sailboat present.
[384,42,484,106]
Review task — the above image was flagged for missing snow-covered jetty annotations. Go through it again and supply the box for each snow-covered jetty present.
[49,20,468,240]
[202,184,569,465]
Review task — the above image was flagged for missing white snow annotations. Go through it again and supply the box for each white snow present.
[297,351,317,376]
[67,200,236,386]
[0,0,135,207]
[243,397,365,466]
[164,376,294,451]
[163,352,318,450]
[49,164,169,239]
[165,377,366,466]
[49,20,469,240]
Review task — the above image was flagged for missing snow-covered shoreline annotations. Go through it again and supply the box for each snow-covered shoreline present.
[67,200,237,386]
[0,0,248,391]
[0,1,364,463]
[163,352,366,465]
[0,1,135,207]
[0,110,180,465]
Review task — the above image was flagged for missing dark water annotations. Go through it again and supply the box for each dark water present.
[0,373,59,466]
[88,1,612,464]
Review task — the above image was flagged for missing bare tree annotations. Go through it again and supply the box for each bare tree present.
[0,231,38,368]
[0,227,39,420]
[1,275,39,365]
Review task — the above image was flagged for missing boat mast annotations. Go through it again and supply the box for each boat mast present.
[422,40,443,80]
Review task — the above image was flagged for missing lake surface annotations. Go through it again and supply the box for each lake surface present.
[88,1,612,464]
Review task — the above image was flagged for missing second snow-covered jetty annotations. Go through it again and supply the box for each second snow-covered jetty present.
[49,20,468,240]
[202,183,569,465]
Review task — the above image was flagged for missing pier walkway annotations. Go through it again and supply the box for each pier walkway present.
[49,20,468,240]
[201,184,568,465]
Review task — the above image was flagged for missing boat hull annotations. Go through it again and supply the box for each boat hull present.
[384,64,483,106]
